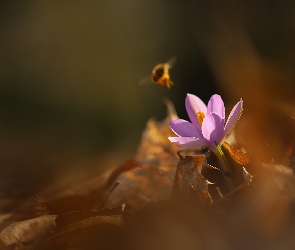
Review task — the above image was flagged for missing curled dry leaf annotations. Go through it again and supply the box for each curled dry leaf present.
[44,205,134,249]
[172,154,213,205]
[0,182,48,231]
[0,240,7,250]
[0,215,56,249]
[222,141,250,165]
[55,204,134,231]
[101,101,179,209]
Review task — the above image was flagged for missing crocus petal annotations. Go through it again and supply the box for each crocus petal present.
[224,98,243,136]
[211,112,225,144]
[170,119,202,137]
[168,136,208,147]
[207,94,225,119]
[185,94,207,128]
[201,112,217,145]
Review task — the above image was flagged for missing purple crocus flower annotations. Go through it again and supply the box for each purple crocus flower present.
[169,94,243,153]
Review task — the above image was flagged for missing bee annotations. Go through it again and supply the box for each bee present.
[141,57,176,89]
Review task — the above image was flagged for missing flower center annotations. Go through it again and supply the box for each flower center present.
[196,112,205,126]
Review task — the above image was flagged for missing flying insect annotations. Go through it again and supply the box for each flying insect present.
[141,57,176,89]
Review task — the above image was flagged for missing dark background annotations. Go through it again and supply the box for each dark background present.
[0,0,295,191]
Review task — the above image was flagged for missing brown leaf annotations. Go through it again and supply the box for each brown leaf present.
[222,141,250,165]
[0,215,56,249]
[101,101,179,209]
[46,216,125,249]
[0,240,8,250]
[0,183,48,230]
[45,205,133,249]
[172,154,213,205]
[55,204,134,231]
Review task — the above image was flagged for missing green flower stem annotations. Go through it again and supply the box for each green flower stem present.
[216,143,234,177]
[214,141,235,190]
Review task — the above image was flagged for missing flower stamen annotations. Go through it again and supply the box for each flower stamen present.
[196,112,205,126]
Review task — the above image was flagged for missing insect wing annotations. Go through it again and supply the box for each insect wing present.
[165,56,177,69]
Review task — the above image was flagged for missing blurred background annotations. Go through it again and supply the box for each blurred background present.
[0,0,295,192]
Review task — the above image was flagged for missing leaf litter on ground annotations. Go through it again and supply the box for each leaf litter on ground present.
[1,101,295,250]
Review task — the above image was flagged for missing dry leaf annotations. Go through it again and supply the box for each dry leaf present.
[55,204,134,231]
[172,154,213,205]
[44,205,133,249]
[0,215,56,249]
[0,241,7,250]
[222,141,250,165]
[102,101,179,209]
